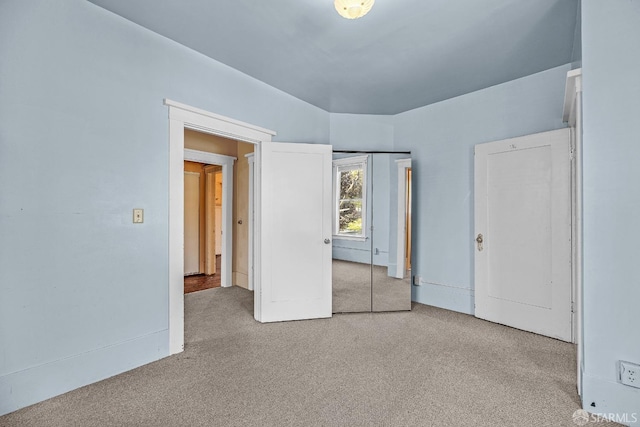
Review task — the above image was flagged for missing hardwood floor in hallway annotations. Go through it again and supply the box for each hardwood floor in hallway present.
[184,255,221,293]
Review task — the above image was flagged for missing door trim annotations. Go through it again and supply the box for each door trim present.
[395,158,411,279]
[165,99,276,355]
[183,170,202,275]
[563,68,583,394]
[203,165,217,275]
[245,153,255,291]
[184,149,235,289]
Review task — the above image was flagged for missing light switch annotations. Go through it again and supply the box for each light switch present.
[133,209,144,224]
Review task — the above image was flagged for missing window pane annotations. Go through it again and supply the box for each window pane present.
[338,169,363,235]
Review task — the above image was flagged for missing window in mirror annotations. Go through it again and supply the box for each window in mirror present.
[333,155,368,240]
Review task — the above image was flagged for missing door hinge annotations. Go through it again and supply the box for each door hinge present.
[571,302,575,313]
[569,147,575,161]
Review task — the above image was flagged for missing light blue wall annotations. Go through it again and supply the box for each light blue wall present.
[329,112,399,269]
[2,0,619,418]
[0,0,328,415]
[330,114,394,151]
[393,64,570,314]
[329,115,394,267]
[371,154,391,267]
[571,0,582,67]
[581,0,640,419]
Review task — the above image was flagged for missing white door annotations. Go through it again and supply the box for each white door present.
[184,171,200,275]
[214,206,222,255]
[474,128,572,341]
[257,142,333,322]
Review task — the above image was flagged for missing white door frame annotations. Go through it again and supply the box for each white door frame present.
[245,153,255,291]
[184,148,235,287]
[183,170,202,275]
[563,68,583,394]
[395,158,411,279]
[165,99,276,355]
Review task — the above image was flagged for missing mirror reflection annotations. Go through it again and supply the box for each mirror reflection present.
[332,152,412,313]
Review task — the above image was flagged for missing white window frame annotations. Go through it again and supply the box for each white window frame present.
[333,155,368,241]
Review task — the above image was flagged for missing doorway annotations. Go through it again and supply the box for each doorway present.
[166,99,276,354]
[183,161,223,293]
[331,152,413,314]
[183,129,256,292]
[168,100,337,351]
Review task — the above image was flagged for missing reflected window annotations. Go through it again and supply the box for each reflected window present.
[333,155,368,240]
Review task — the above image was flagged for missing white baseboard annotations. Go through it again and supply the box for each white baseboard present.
[0,330,169,416]
[412,280,474,315]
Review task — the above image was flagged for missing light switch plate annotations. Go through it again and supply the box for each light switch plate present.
[133,209,144,224]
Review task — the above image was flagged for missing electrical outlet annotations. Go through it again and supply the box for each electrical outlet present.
[619,361,640,388]
[413,275,421,286]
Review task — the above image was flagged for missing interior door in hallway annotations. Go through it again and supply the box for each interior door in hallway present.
[257,142,333,322]
[214,170,223,255]
[474,128,572,341]
[184,171,201,275]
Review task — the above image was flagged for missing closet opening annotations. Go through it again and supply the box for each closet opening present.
[331,150,413,313]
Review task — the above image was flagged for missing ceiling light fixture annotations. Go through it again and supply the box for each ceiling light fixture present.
[334,0,375,20]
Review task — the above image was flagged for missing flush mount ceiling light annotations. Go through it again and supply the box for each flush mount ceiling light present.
[334,0,375,19]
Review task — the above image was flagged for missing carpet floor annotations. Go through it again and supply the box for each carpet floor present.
[332,259,411,313]
[0,286,618,426]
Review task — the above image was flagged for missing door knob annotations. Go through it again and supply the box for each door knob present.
[476,233,483,252]
[324,238,331,244]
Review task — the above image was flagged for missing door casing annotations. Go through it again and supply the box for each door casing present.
[395,158,411,279]
[563,68,583,394]
[165,99,276,355]
[183,170,201,275]
[184,150,235,284]
[203,164,219,274]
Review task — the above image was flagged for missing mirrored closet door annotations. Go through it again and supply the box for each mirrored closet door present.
[331,152,412,313]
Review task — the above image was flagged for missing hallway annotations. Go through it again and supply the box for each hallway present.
[184,255,222,293]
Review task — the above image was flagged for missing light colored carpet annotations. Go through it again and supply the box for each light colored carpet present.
[333,259,411,313]
[332,259,372,313]
[0,286,618,426]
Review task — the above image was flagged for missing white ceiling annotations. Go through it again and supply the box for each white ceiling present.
[87,0,580,114]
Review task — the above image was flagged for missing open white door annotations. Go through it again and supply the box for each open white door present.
[474,129,572,341]
[256,142,333,322]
